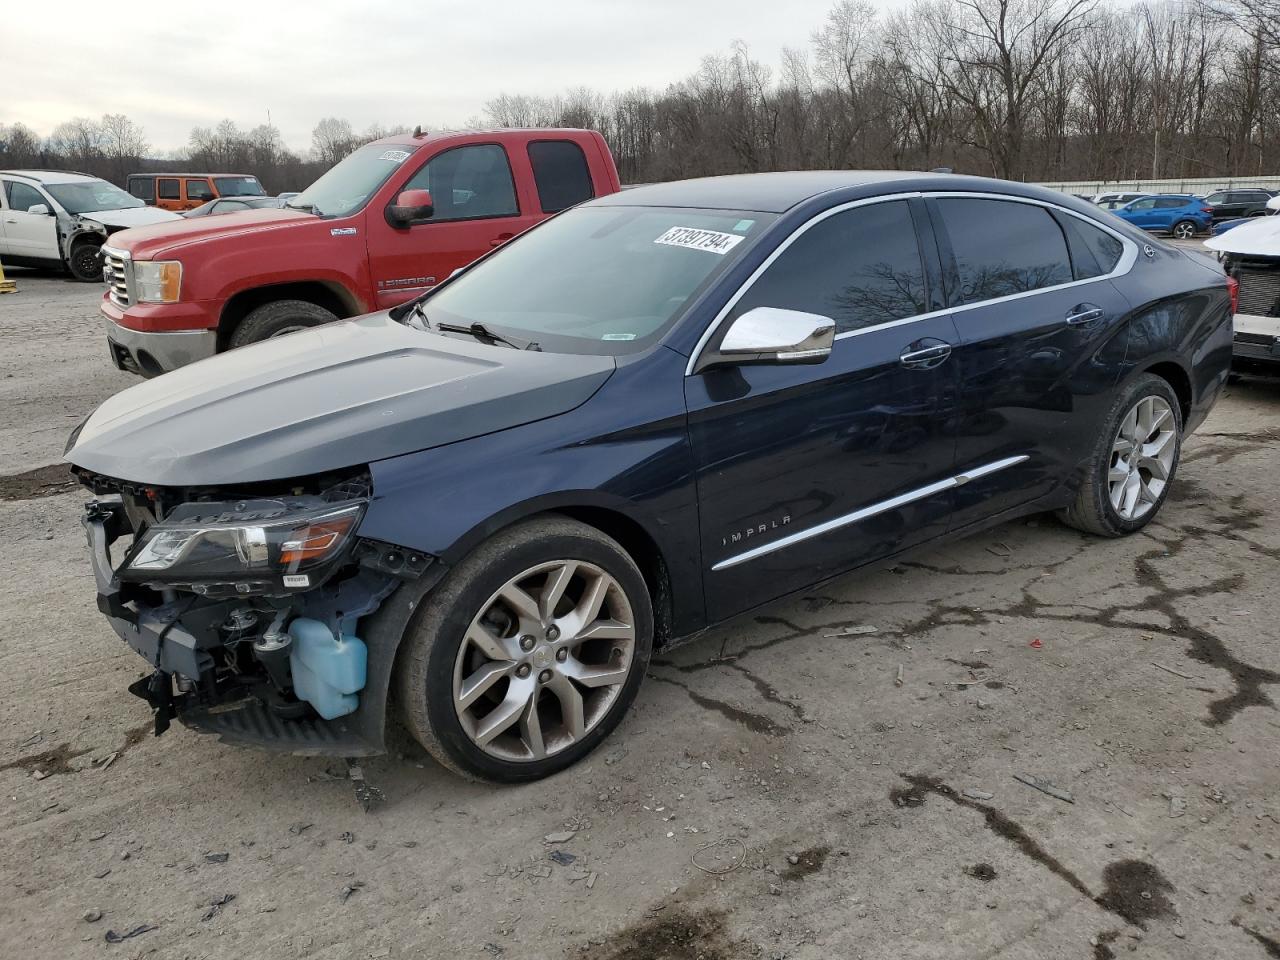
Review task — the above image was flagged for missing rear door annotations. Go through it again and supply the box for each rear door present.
[156,177,182,210]
[365,142,542,309]
[929,195,1134,528]
[686,198,961,622]
[1153,196,1189,230]
[1,180,59,261]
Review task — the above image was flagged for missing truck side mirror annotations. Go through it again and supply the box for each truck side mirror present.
[387,189,434,228]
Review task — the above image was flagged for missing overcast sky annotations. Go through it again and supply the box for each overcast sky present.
[5,0,912,155]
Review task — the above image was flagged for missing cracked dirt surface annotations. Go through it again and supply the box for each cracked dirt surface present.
[0,272,1277,959]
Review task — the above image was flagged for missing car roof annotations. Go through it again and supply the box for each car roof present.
[0,169,99,184]
[128,172,258,179]
[588,170,1103,214]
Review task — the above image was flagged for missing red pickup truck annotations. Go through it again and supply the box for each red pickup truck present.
[100,129,621,375]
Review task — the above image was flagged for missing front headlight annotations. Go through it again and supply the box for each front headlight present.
[134,260,182,303]
[121,498,365,592]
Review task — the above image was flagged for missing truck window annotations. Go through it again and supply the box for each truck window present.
[185,179,213,201]
[527,140,594,213]
[403,144,518,222]
[158,179,180,201]
[128,177,155,202]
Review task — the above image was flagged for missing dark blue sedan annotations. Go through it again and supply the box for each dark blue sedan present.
[67,171,1232,782]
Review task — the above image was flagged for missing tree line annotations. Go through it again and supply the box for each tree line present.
[2,0,1277,193]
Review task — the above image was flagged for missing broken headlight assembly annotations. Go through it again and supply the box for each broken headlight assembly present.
[118,497,365,595]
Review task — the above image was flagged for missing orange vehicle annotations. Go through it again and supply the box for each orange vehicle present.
[125,172,266,211]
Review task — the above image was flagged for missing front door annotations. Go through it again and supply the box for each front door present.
[1121,196,1159,230]
[928,196,1135,527]
[686,199,961,623]
[1,181,59,260]
[365,142,542,309]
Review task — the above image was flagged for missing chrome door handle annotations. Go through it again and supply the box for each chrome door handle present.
[1066,307,1104,326]
[899,343,951,367]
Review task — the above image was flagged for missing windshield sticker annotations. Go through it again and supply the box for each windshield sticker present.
[654,226,745,255]
[601,333,637,341]
[733,219,755,232]
[377,149,411,163]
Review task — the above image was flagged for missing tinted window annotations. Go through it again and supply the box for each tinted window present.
[403,144,518,221]
[128,177,155,202]
[1238,191,1268,201]
[729,201,927,334]
[1156,198,1187,209]
[5,181,46,212]
[185,179,213,201]
[158,179,180,200]
[1062,216,1125,280]
[528,140,594,213]
[936,198,1072,304]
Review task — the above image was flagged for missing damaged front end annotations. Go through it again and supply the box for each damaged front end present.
[77,468,439,755]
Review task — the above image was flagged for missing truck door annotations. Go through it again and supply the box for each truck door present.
[365,143,542,309]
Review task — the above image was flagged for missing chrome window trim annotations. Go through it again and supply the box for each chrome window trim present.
[711,455,1029,571]
[685,190,1139,373]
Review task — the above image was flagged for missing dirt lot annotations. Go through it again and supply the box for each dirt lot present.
[0,268,1277,960]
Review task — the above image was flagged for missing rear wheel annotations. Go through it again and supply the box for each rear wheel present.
[1058,373,1182,537]
[228,299,337,348]
[1171,220,1198,240]
[397,516,653,782]
[68,242,103,282]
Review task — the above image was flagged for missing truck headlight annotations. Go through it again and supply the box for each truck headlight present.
[120,499,365,591]
[134,260,183,303]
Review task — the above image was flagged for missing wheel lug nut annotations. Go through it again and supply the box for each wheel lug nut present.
[546,625,560,642]
[538,669,553,683]
[516,664,531,679]
[556,647,568,663]
[519,635,536,652]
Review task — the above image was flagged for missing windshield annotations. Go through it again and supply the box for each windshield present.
[289,143,418,217]
[422,206,775,355]
[45,180,143,214]
[214,176,265,197]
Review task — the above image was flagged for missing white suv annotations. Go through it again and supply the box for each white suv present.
[0,170,180,281]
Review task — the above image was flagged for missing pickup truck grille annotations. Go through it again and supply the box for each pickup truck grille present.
[1232,259,1280,318]
[102,248,131,307]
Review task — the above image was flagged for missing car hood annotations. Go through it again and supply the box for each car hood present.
[77,206,183,228]
[66,312,615,486]
[1205,215,1280,256]
[104,208,313,259]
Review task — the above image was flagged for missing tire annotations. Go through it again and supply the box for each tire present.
[68,242,103,282]
[396,516,653,782]
[1058,373,1183,537]
[1171,220,1198,240]
[228,299,337,348]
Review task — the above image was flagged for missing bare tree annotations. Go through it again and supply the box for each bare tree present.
[311,117,356,166]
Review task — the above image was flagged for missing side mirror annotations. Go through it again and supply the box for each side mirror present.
[27,203,51,216]
[696,306,835,373]
[387,189,434,228]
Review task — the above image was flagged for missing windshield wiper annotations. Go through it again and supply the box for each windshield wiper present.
[435,321,541,351]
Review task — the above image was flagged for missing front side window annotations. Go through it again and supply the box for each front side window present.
[158,179,180,200]
[403,144,519,222]
[423,205,773,354]
[213,176,264,197]
[185,179,213,201]
[528,140,594,213]
[1205,192,1227,205]
[728,201,927,334]
[5,181,47,212]
[1127,198,1157,210]
[936,198,1072,304]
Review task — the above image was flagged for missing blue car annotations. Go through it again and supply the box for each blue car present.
[67,171,1232,782]
[1110,194,1213,239]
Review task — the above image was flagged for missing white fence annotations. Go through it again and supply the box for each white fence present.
[1037,175,1280,195]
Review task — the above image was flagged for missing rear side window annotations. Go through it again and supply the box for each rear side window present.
[157,179,180,200]
[402,144,518,222]
[729,201,927,335]
[936,198,1072,304]
[185,179,213,201]
[128,178,155,202]
[1061,216,1126,280]
[527,140,594,213]
[1156,198,1187,209]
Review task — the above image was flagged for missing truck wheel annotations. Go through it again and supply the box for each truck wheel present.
[1057,373,1182,538]
[228,300,338,348]
[397,516,653,783]
[68,242,104,282]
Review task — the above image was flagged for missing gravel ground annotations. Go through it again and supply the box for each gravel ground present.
[0,267,1277,960]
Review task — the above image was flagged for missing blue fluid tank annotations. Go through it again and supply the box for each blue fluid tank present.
[288,618,367,720]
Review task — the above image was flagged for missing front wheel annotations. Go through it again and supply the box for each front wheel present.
[1058,373,1182,537]
[68,242,104,282]
[228,299,337,348]
[1171,220,1198,240]
[397,516,653,782]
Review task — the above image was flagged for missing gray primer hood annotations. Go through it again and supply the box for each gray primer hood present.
[67,312,615,486]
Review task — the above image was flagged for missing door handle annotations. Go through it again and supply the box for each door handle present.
[1065,305,1104,326]
[3,218,16,224]
[489,233,514,248]
[899,342,952,368]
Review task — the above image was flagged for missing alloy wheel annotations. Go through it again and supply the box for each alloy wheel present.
[1172,222,1195,240]
[1108,395,1176,521]
[452,560,636,761]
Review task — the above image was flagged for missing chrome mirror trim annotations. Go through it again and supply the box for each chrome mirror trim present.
[695,306,834,373]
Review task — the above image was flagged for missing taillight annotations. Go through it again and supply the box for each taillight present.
[1226,275,1239,314]
[1200,205,1213,214]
